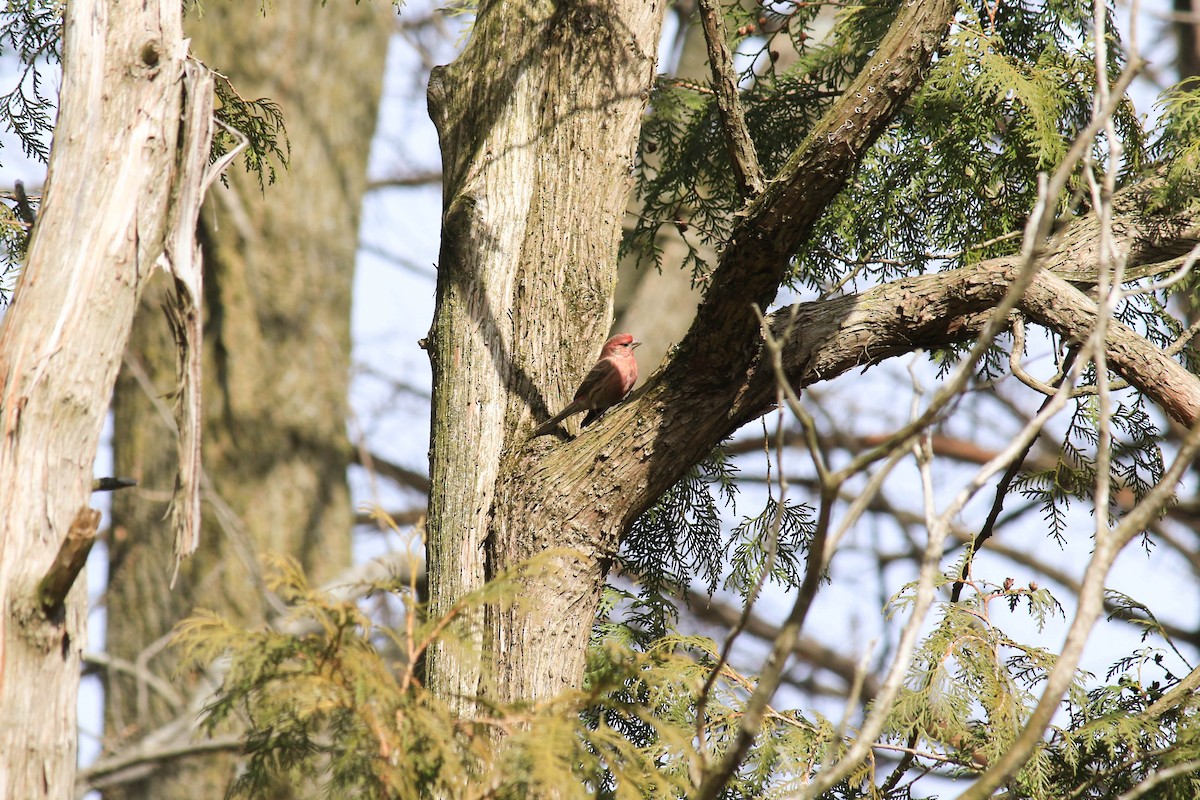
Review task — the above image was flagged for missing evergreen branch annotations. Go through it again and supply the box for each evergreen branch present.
[697,0,763,196]
[788,60,1148,483]
[674,0,958,380]
[782,72,1159,789]
[693,470,833,800]
[694,416,791,775]
[556,172,1200,623]
[1064,745,1193,800]
[639,12,1137,573]
[959,381,1200,797]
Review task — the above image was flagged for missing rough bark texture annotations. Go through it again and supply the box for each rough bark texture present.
[0,1,196,796]
[104,3,389,797]
[426,0,669,706]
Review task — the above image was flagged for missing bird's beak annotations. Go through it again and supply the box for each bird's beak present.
[632,340,642,349]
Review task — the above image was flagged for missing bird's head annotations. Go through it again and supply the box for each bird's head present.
[604,333,641,354]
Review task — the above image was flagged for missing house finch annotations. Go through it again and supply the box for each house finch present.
[531,333,641,437]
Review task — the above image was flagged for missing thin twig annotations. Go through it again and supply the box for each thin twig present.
[692,312,802,785]
[83,650,185,711]
[793,417,955,799]
[1008,314,1060,396]
[1116,760,1200,800]
[951,347,1079,601]
[958,372,1200,797]
[121,352,285,617]
[871,741,966,766]
[1123,242,1200,296]
[76,735,244,792]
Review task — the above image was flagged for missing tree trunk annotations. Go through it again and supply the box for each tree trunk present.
[424,0,972,711]
[426,0,679,708]
[1175,0,1200,78]
[425,0,669,706]
[0,1,201,796]
[426,13,1200,799]
[104,3,390,797]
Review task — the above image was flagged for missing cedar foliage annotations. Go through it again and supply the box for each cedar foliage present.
[176,553,1199,797]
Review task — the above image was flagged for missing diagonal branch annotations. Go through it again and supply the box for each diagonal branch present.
[697,0,764,197]
[1020,270,1200,425]
[533,184,1200,555]
[675,0,958,380]
[77,734,244,793]
[767,255,1200,429]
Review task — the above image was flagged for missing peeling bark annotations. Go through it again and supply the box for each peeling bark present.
[105,2,389,796]
[0,1,205,796]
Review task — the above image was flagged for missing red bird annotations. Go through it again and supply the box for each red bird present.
[531,333,641,437]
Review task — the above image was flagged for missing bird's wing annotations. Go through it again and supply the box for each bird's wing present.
[572,356,620,406]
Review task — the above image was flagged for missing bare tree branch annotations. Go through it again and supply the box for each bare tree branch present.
[82,651,184,711]
[366,171,443,191]
[1020,269,1200,425]
[352,449,432,494]
[76,734,243,794]
[959,398,1200,797]
[684,589,881,701]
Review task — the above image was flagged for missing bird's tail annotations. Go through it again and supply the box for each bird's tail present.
[530,410,570,438]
